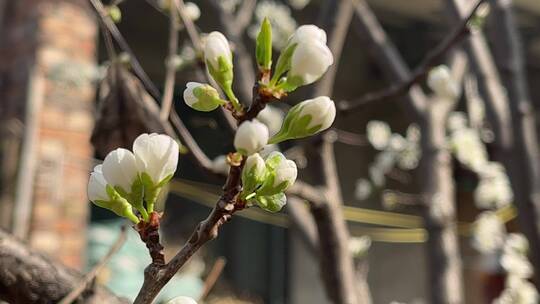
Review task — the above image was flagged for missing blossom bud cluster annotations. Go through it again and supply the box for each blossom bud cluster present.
[87,133,179,223]
[240,152,298,212]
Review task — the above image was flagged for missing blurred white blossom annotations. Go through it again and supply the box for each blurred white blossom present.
[249,1,297,49]
[447,111,468,132]
[494,276,539,304]
[472,211,506,254]
[427,65,460,100]
[474,162,513,209]
[219,0,242,13]
[367,120,391,150]
[211,155,229,174]
[355,178,372,201]
[288,0,311,10]
[348,236,372,258]
[448,128,488,172]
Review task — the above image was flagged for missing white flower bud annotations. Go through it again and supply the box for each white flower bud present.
[257,152,297,195]
[204,31,232,72]
[270,96,336,143]
[88,165,109,203]
[101,148,138,194]
[133,133,179,184]
[289,24,326,45]
[288,40,333,86]
[234,119,269,155]
[427,65,460,100]
[242,153,267,196]
[184,2,200,21]
[166,296,198,304]
[183,82,224,112]
[348,236,372,258]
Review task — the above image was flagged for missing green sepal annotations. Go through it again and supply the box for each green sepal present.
[206,56,234,93]
[268,103,322,144]
[270,43,297,86]
[256,17,273,70]
[191,86,226,112]
[277,75,303,92]
[254,153,290,196]
[255,193,287,213]
[94,185,140,223]
[241,162,266,199]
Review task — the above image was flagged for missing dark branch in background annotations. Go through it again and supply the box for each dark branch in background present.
[0,228,128,304]
[487,0,540,283]
[159,0,181,121]
[58,226,128,304]
[340,0,487,113]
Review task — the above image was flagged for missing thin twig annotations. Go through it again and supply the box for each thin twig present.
[88,0,161,100]
[58,225,128,304]
[340,0,487,112]
[198,257,227,301]
[160,0,180,120]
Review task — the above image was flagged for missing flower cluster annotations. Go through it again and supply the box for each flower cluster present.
[427,65,460,101]
[88,134,179,223]
[356,122,421,201]
[494,234,539,304]
[447,111,513,209]
[179,21,336,212]
[240,152,297,212]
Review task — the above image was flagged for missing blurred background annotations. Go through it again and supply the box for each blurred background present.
[1,0,540,303]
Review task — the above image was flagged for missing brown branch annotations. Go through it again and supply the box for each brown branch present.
[340,0,487,113]
[0,228,128,304]
[58,225,128,304]
[159,0,181,121]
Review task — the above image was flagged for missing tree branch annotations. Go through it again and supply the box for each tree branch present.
[340,0,486,113]
[159,0,181,121]
[0,228,128,304]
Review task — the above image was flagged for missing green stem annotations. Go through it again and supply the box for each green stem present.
[146,202,154,215]
[127,212,140,224]
[139,207,149,222]
[224,86,242,112]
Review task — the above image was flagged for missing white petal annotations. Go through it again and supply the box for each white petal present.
[183,82,203,107]
[290,41,333,85]
[102,148,138,192]
[88,165,109,202]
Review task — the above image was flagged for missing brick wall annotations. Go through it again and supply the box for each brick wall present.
[0,0,98,269]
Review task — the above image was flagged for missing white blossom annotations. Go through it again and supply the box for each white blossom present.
[269,152,297,188]
[297,96,336,131]
[504,233,529,256]
[166,296,198,304]
[211,155,229,174]
[88,165,109,203]
[472,211,506,254]
[288,0,311,10]
[474,162,513,209]
[289,24,327,45]
[427,65,460,100]
[449,128,488,171]
[366,120,391,150]
[501,253,533,279]
[289,40,333,85]
[184,2,200,21]
[133,133,179,183]
[447,111,468,131]
[234,119,269,155]
[355,178,372,201]
[348,236,372,258]
[203,31,232,70]
[249,1,297,49]
[183,82,223,112]
[101,148,138,193]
